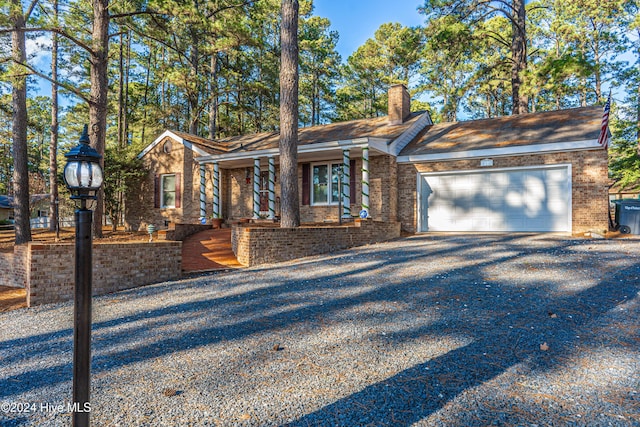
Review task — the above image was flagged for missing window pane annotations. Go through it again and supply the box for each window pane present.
[162,175,176,208]
[163,191,175,208]
[163,175,175,189]
[331,164,341,204]
[313,165,328,203]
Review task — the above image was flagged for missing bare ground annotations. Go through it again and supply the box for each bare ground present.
[0,227,150,253]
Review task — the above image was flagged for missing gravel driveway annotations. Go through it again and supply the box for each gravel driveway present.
[1,234,639,426]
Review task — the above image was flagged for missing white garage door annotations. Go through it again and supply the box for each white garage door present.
[419,166,571,232]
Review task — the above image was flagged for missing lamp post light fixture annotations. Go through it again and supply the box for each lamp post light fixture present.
[63,124,103,427]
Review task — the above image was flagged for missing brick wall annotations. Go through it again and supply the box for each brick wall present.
[397,149,609,234]
[127,137,397,228]
[373,155,397,222]
[126,136,216,232]
[388,84,410,124]
[0,251,13,286]
[228,155,397,223]
[0,250,25,288]
[232,220,401,266]
[21,241,181,306]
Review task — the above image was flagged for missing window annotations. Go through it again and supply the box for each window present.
[312,162,343,205]
[161,174,176,208]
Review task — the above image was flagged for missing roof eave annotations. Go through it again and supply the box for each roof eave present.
[197,137,384,165]
[397,139,603,163]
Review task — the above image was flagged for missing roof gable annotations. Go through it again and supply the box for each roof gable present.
[137,130,226,160]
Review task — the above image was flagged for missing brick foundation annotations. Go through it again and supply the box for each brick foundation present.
[232,220,401,266]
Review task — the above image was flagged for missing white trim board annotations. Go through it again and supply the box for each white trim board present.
[195,138,391,165]
[137,130,210,159]
[397,139,601,163]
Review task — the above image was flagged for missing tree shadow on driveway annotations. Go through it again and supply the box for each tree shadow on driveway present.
[1,235,639,426]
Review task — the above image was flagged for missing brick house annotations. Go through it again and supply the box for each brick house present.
[127,85,610,235]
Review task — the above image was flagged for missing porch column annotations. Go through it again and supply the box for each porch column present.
[268,156,276,219]
[213,162,220,218]
[342,149,351,218]
[199,164,206,220]
[361,146,370,218]
[253,158,260,219]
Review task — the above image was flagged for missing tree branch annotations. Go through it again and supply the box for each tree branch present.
[475,0,516,16]
[25,0,41,21]
[482,29,510,48]
[206,0,254,19]
[0,26,93,54]
[18,60,91,104]
[110,9,163,20]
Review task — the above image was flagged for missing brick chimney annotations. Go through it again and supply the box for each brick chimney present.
[388,84,411,125]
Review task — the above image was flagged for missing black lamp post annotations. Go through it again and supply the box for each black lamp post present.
[63,124,103,427]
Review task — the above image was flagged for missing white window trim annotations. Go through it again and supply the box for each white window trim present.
[311,161,343,206]
[161,173,176,209]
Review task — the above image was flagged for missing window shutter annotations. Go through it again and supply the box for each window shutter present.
[154,175,160,208]
[175,172,181,208]
[302,163,310,205]
[350,159,356,202]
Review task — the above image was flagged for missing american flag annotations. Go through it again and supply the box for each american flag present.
[597,92,611,149]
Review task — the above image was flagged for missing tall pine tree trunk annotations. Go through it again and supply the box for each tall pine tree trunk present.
[209,53,218,140]
[188,14,200,135]
[10,0,31,244]
[279,0,300,228]
[89,0,109,238]
[140,43,153,145]
[511,0,528,114]
[637,29,640,156]
[124,31,130,146]
[311,74,317,126]
[637,81,639,156]
[49,0,59,234]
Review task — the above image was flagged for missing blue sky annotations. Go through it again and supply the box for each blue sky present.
[29,1,427,105]
[312,0,425,61]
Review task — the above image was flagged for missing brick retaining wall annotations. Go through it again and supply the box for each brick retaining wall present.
[159,223,212,241]
[18,241,182,306]
[0,251,17,287]
[232,220,401,266]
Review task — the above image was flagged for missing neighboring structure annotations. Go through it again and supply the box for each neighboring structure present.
[0,195,13,223]
[609,182,640,203]
[0,194,50,227]
[128,85,610,235]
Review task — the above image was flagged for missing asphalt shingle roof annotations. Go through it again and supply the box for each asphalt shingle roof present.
[173,112,427,154]
[399,106,603,156]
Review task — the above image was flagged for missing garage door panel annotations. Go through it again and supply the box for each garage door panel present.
[545,168,568,181]
[420,166,571,232]
[547,199,568,214]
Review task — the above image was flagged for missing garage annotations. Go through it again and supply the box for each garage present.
[418,165,572,232]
